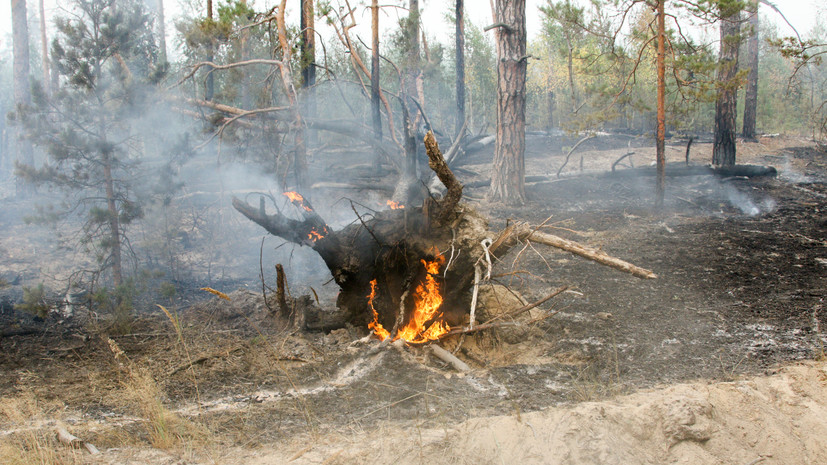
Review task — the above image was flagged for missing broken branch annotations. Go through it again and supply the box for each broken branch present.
[557,133,596,177]
[611,151,636,172]
[516,225,657,279]
[424,131,463,225]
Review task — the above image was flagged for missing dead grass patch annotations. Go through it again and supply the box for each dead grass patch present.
[0,395,82,465]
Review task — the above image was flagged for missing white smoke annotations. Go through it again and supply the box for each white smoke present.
[724,184,777,216]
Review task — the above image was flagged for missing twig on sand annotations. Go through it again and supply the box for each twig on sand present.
[744,455,771,465]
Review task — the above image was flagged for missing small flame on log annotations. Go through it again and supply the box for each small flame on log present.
[283,191,313,212]
[307,226,328,243]
[387,200,405,210]
[367,279,390,340]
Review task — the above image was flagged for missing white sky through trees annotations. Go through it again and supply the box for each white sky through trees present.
[0,1,823,70]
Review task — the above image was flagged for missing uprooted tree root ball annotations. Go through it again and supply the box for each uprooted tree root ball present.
[232,132,655,343]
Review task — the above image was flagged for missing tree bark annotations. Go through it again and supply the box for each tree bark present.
[655,0,666,207]
[38,0,50,94]
[276,0,308,195]
[157,0,167,63]
[712,10,741,167]
[402,0,420,182]
[370,0,382,139]
[405,0,420,112]
[300,0,316,144]
[102,150,123,287]
[12,0,31,106]
[239,0,251,110]
[566,34,577,113]
[489,0,527,205]
[205,0,215,101]
[300,0,316,90]
[455,0,466,137]
[742,0,759,140]
[12,0,34,196]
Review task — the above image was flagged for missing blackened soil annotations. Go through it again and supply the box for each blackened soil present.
[1,135,825,447]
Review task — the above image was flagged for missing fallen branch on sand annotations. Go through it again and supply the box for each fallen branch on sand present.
[56,426,99,454]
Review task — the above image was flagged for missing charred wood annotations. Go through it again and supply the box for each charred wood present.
[607,164,777,178]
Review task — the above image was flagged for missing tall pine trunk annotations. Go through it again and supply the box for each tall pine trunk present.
[655,0,666,207]
[455,0,465,136]
[239,0,251,110]
[566,34,576,113]
[370,0,382,139]
[276,0,307,195]
[713,11,741,167]
[12,0,34,196]
[300,0,316,146]
[102,150,123,287]
[38,0,50,94]
[300,0,316,90]
[742,1,759,140]
[157,0,167,63]
[205,0,214,101]
[403,0,420,179]
[489,0,527,205]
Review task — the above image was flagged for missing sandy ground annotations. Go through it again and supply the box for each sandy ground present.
[95,360,827,465]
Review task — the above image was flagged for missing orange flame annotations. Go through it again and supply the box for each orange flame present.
[395,249,450,343]
[306,226,328,243]
[283,191,313,212]
[367,279,390,340]
[387,200,405,210]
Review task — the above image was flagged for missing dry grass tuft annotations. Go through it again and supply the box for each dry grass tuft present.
[122,368,211,450]
[0,395,82,465]
[106,312,213,453]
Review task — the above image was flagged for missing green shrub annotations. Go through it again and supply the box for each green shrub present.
[15,284,50,319]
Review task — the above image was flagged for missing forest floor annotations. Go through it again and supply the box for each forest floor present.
[1,133,826,464]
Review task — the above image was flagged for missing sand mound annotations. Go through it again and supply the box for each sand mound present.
[242,361,827,465]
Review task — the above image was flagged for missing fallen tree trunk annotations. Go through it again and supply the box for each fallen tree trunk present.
[466,164,777,189]
[232,131,655,341]
[607,163,778,178]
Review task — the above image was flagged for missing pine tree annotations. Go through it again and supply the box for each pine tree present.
[16,0,166,287]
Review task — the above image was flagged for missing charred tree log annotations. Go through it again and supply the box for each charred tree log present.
[233,132,655,339]
[607,163,777,178]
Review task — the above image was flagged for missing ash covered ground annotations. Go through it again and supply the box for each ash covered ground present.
[1,133,826,464]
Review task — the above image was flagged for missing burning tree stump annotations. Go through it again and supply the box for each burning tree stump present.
[233,132,655,343]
